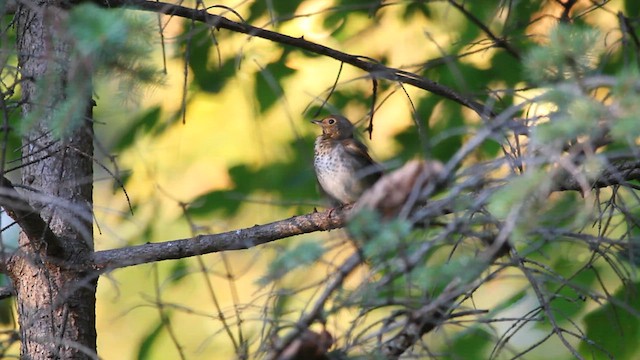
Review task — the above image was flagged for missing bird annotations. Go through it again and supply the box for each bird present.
[311,115,382,205]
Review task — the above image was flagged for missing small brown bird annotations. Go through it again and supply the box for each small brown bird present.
[311,115,382,205]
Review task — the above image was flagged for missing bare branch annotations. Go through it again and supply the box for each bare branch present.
[91,206,348,271]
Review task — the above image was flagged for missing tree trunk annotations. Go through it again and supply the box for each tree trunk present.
[8,1,97,358]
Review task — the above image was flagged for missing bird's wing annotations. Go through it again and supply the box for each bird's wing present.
[342,138,383,185]
[342,138,376,166]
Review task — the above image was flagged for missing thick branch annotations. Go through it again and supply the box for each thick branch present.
[91,206,347,271]
[96,0,489,117]
[0,177,63,257]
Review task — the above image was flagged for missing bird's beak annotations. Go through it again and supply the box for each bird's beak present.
[310,119,322,125]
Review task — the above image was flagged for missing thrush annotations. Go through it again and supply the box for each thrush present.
[311,115,382,205]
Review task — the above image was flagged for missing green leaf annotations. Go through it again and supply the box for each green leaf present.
[258,241,326,285]
[625,0,640,17]
[113,106,161,151]
[188,190,242,217]
[430,101,464,162]
[545,267,595,321]
[580,282,640,360]
[166,260,189,285]
[402,2,431,20]
[450,327,492,358]
[412,256,486,293]
[186,136,319,217]
[180,24,237,93]
[247,0,301,23]
[255,57,296,112]
[393,96,437,160]
[136,320,165,360]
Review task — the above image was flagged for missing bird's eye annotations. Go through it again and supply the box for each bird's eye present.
[328,118,335,124]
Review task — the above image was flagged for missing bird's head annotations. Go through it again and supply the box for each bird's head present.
[311,115,355,140]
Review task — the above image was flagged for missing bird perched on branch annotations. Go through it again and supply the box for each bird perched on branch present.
[312,115,382,205]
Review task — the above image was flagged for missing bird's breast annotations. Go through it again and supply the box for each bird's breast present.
[313,139,364,204]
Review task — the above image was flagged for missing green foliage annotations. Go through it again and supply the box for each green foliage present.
[166,260,189,285]
[247,1,301,23]
[536,192,585,229]
[188,137,318,216]
[448,327,492,359]
[624,0,640,17]
[179,23,238,93]
[431,102,464,162]
[113,107,162,152]
[321,0,384,39]
[187,189,243,217]
[23,3,162,137]
[136,320,165,360]
[0,275,12,326]
[544,266,595,321]
[610,70,640,143]
[402,1,431,20]
[491,51,524,87]
[532,95,606,147]
[259,241,326,285]
[504,0,540,38]
[348,210,412,259]
[488,169,546,219]
[580,282,640,360]
[68,4,161,87]
[524,24,602,83]
[418,256,486,292]
[255,54,296,112]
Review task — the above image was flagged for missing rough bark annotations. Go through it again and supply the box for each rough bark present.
[8,1,97,358]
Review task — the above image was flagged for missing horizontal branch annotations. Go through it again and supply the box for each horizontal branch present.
[97,0,489,117]
[91,206,347,271]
